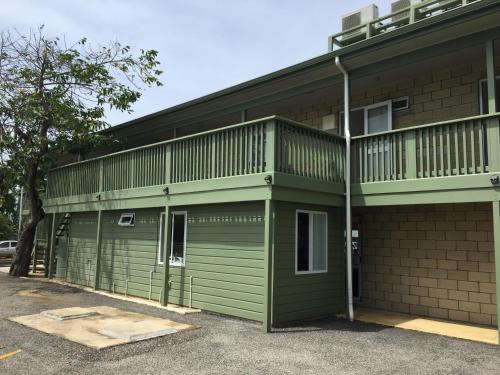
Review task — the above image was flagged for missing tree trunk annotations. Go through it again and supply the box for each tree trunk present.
[9,165,45,277]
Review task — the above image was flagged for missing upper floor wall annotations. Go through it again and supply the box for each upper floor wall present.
[281,58,499,136]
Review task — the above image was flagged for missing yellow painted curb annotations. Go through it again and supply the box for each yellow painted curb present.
[0,349,22,361]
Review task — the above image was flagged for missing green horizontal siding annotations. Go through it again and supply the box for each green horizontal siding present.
[272,202,345,325]
[99,208,164,301]
[66,212,98,287]
[168,202,266,322]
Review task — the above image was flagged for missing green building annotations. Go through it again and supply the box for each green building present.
[33,0,500,338]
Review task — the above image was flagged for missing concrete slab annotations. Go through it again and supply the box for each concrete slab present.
[98,324,177,341]
[41,307,98,321]
[9,306,196,349]
[344,307,498,345]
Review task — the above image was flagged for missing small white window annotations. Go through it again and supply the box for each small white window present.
[295,210,328,274]
[170,212,187,267]
[118,213,135,227]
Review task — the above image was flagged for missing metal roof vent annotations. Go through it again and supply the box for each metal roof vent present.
[341,4,379,31]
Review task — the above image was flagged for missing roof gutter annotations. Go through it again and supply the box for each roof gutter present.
[335,55,353,323]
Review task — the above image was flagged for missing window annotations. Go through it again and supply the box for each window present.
[295,210,328,274]
[0,242,9,249]
[339,99,393,137]
[118,213,135,227]
[479,77,500,114]
[170,212,187,267]
[158,213,165,264]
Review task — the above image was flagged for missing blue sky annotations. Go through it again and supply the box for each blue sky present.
[1,0,392,126]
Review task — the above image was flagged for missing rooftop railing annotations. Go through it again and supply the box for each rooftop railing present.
[328,0,480,51]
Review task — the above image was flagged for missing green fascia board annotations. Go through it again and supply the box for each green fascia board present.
[353,187,500,206]
[352,174,500,196]
[271,187,345,207]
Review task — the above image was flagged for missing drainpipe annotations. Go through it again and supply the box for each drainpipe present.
[335,56,354,322]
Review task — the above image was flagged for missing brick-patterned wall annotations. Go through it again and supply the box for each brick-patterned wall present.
[280,62,488,134]
[355,203,497,326]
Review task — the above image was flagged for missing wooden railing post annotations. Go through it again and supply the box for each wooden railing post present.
[486,40,499,172]
[165,144,172,184]
[98,159,104,193]
[405,130,417,179]
[265,120,276,173]
[487,117,500,172]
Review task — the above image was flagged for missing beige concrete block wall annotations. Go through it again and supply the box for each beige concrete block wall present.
[280,62,486,134]
[354,203,497,327]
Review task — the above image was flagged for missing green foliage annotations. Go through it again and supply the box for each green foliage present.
[0,26,163,194]
[0,213,15,239]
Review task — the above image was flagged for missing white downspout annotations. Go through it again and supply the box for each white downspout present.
[335,56,354,322]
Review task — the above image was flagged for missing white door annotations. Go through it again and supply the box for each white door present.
[364,101,392,178]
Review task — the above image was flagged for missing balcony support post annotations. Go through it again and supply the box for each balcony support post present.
[93,210,103,290]
[262,199,274,332]
[161,205,172,306]
[486,40,499,172]
[492,201,500,342]
[47,213,57,279]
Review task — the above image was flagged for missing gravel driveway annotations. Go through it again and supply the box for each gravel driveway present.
[1,271,499,375]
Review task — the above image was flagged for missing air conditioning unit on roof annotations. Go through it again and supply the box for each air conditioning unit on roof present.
[391,0,422,21]
[341,4,379,31]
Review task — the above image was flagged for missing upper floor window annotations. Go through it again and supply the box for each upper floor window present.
[339,100,393,137]
[479,77,500,114]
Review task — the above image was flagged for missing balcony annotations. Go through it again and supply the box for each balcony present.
[42,113,500,212]
[44,116,345,211]
[350,113,500,205]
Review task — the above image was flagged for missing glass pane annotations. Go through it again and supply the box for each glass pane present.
[0,242,8,248]
[367,105,389,134]
[296,212,309,271]
[171,214,186,264]
[312,213,327,271]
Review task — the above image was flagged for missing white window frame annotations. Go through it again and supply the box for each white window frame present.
[158,212,165,265]
[339,99,394,136]
[479,76,500,114]
[170,211,187,267]
[118,213,135,227]
[295,209,328,275]
[363,100,393,135]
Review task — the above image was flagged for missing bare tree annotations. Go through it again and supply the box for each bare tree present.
[0,27,162,276]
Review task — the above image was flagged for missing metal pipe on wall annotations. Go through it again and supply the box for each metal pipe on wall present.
[335,56,354,322]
